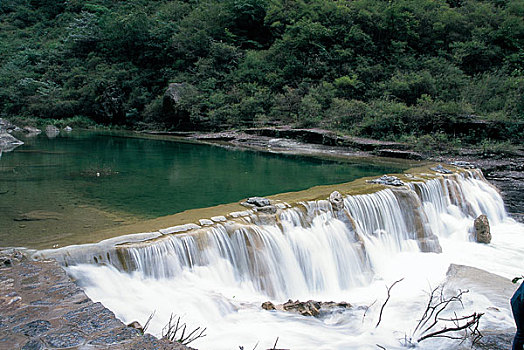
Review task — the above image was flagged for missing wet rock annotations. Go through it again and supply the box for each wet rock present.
[199,219,214,226]
[45,125,59,138]
[63,126,72,132]
[245,197,271,207]
[374,149,424,160]
[474,214,491,243]
[89,327,139,345]
[472,330,514,350]
[329,191,344,211]
[368,175,405,187]
[23,126,41,134]
[0,132,24,152]
[283,299,320,317]
[263,299,352,317]
[261,301,276,310]
[430,164,452,174]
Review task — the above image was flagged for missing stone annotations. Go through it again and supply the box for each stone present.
[23,126,41,134]
[45,125,60,138]
[261,301,276,310]
[474,214,491,243]
[0,132,24,152]
[13,320,51,337]
[127,321,144,333]
[199,219,214,226]
[283,299,320,317]
[430,164,452,174]
[245,197,271,207]
[329,191,344,211]
[368,175,405,187]
[254,205,277,214]
[0,118,17,132]
[63,126,72,132]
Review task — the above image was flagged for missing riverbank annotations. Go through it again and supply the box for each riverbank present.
[0,249,191,349]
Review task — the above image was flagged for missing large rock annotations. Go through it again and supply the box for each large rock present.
[474,214,491,243]
[329,191,344,211]
[45,125,60,138]
[245,197,271,207]
[0,132,24,152]
[0,118,17,132]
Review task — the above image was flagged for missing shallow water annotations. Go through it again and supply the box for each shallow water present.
[0,131,402,248]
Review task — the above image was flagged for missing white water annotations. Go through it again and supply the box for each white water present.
[63,171,523,349]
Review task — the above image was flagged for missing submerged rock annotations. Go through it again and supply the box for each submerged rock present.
[329,191,344,211]
[368,175,405,187]
[261,301,276,310]
[474,214,491,243]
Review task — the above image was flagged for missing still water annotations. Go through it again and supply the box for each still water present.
[0,131,403,248]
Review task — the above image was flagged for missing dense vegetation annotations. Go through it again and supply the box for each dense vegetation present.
[1,0,523,146]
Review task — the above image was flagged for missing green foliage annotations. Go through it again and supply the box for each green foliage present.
[0,0,522,145]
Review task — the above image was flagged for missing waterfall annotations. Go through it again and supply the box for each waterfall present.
[37,169,523,349]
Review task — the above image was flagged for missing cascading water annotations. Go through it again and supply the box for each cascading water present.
[39,170,523,349]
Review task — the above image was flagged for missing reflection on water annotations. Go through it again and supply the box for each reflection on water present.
[0,131,404,248]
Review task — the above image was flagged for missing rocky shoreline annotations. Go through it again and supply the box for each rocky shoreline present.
[0,249,190,350]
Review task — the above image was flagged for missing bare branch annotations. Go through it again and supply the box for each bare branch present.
[375,278,404,328]
[417,313,483,343]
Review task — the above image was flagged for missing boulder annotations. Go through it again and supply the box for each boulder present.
[127,321,144,333]
[0,132,24,152]
[23,126,41,134]
[329,191,344,211]
[261,301,276,311]
[245,197,271,207]
[474,214,491,243]
[449,161,476,169]
[0,118,17,132]
[63,126,73,132]
[45,125,60,138]
[368,175,405,187]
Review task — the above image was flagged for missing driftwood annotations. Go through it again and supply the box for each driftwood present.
[375,278,404,328]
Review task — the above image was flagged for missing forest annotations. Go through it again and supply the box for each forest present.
[0,0,522,148]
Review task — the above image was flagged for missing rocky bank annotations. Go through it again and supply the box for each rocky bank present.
[0,249,190,350]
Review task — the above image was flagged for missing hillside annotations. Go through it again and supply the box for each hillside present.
[0,0,522,148]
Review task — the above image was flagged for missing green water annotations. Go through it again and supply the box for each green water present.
[0,131,404,248]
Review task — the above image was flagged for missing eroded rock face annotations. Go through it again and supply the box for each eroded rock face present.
[329,191,344,211]
[474,214,491,243]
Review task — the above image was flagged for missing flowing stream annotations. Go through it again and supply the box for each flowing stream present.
[40,170,523,349]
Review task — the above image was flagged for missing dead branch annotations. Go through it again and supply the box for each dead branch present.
[375,278,404,328]
[405,287,483,346]
[417,312,483,342]
[143,311,155,333]
[362,299,377,324]
[161,313,207,346]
